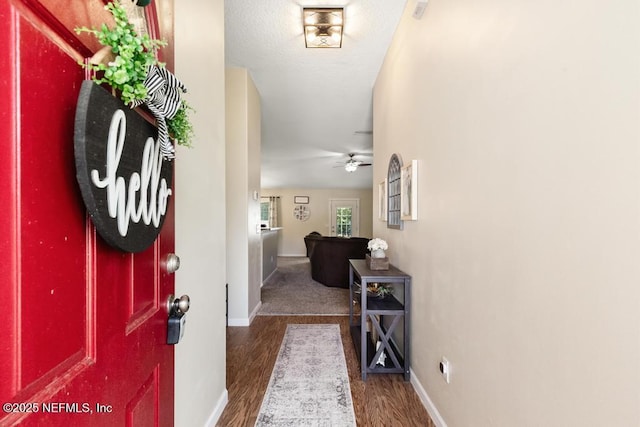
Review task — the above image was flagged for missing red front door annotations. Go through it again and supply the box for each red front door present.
[0,1,176,426]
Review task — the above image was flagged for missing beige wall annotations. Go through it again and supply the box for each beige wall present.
[174,0,228,424]
[374,1,640,426]
[262,188,374,256]
[225,68,262,326]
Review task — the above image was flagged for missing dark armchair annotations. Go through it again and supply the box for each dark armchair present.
[304,233,369,288]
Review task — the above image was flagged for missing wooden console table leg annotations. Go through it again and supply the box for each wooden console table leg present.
[360,278,368,381]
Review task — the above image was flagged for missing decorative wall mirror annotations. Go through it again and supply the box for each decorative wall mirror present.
[387,153,403,229]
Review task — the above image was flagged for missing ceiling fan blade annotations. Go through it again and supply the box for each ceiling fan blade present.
[359,163,372,167]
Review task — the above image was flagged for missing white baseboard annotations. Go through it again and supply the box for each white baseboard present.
[410,368,447,427]
[227,317,249,326]
[204,389,228,427]
[279,253,307,257]
[249,301,262,324]
[262,268,278,285]
[227,301,262,326]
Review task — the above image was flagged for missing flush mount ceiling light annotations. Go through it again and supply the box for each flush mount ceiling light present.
[303,8,344,48]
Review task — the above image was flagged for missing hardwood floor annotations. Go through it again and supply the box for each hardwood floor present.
[216,316,435,427]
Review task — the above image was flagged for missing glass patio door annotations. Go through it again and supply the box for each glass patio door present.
[329,199,360,237]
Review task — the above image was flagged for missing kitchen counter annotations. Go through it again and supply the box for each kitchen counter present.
[261,228,281,281]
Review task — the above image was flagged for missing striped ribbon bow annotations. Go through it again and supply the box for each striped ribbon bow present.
[131,65,187,160]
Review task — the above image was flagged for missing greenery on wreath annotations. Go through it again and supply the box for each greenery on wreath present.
[167,101,194,148]
[75,1,194,148]
[75,1,164,106]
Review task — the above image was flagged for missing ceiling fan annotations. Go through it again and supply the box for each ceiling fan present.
[338,153,372,173]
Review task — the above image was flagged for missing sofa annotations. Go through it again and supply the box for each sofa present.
[304,233,369,288]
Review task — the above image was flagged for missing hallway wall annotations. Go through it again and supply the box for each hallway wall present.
[226,67,262,326]
[373,0,640,425]
[174,0,228,425]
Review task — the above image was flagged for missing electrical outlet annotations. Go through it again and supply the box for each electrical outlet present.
[412,0,429,19]
[439,357,450,383]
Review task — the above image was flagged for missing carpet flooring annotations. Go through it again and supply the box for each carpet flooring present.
[254,324,356,426]
[259,257,350,316]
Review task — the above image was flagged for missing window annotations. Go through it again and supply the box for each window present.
[387,153,403,229]
[335,207,353,237]
[260,201,270,227]
[261,196,280,228]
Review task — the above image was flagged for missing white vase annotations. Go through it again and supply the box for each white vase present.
[371,248,386,258]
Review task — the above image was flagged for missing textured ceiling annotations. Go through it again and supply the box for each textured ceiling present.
[224,0,406,189]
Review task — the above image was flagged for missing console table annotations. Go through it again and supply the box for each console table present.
[348,259,411,381]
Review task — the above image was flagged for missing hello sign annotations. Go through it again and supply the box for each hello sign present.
[74,80,173,253]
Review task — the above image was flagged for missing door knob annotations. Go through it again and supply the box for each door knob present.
[167,294,190,345]
[164,253,181,274]
[168,294,190,315]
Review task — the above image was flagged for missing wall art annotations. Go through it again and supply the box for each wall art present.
[401,160,418,221]
[378,179,387,221]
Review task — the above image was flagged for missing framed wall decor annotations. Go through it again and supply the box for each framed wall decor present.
[401,160,418,221]
[378,179,387,221]
[293,205,310,221]
[294,196,309,204]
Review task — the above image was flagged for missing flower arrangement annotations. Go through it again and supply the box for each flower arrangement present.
[367,282,393,298]
[367,238,388,252]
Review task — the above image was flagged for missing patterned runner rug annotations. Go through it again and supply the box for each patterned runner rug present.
[255,324,356,426]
